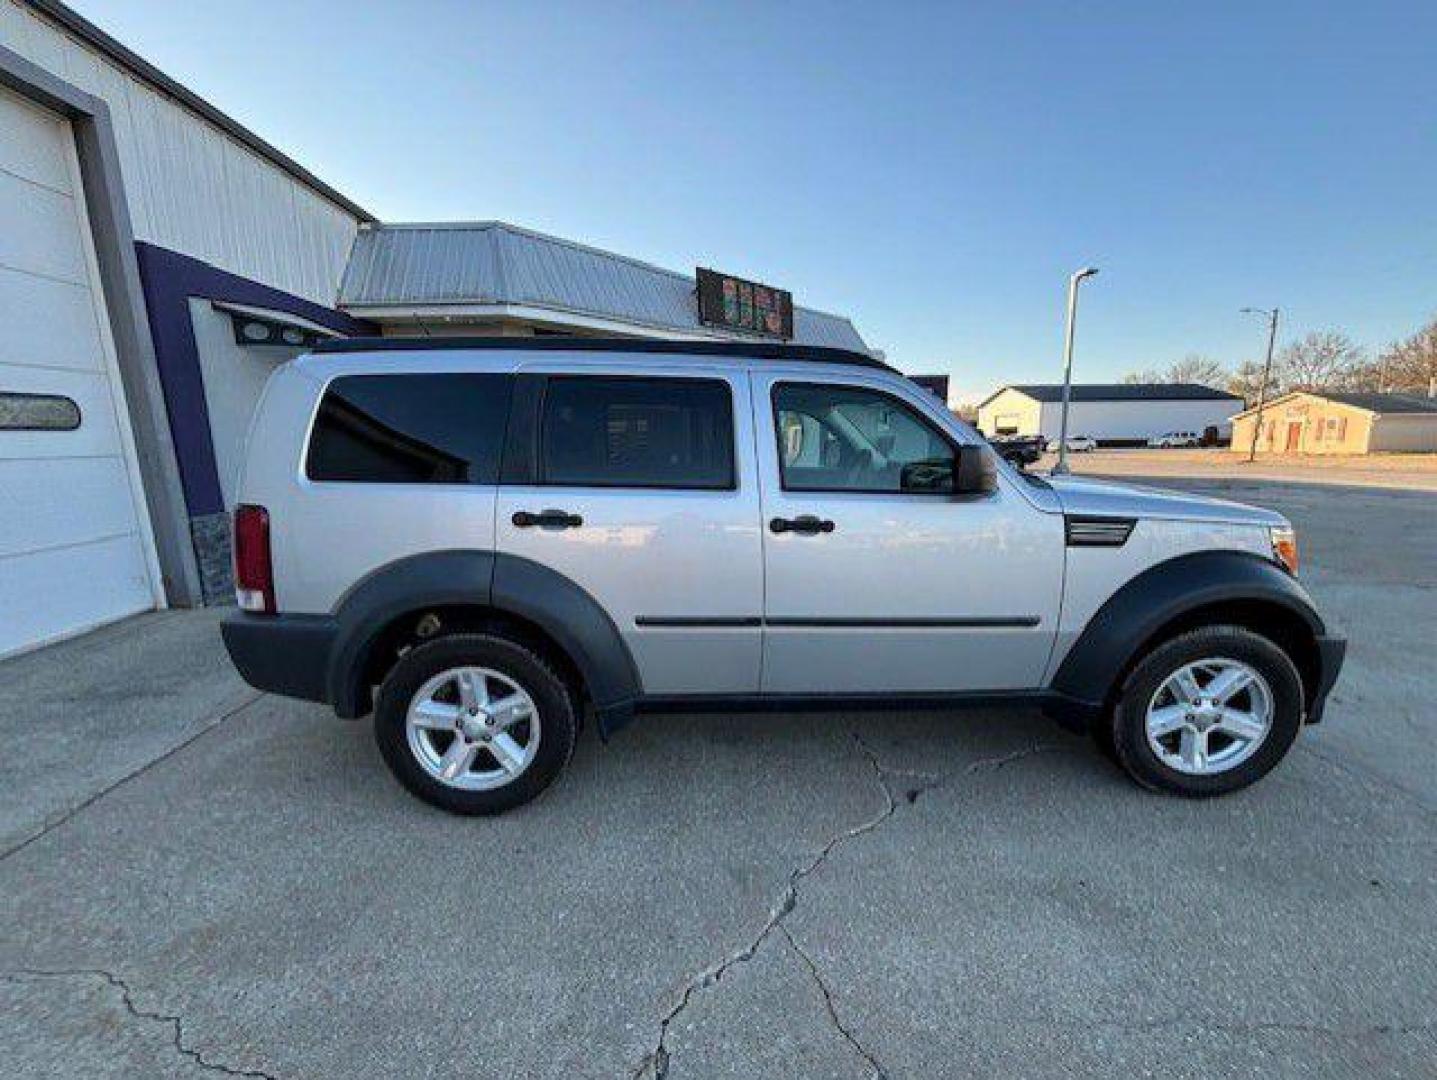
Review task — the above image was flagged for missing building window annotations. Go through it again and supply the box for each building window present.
[0,391,81,431]
[1337,417,1347,440]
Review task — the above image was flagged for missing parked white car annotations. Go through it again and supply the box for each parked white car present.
[222,338,1344,814]
[1046,434,1098,452]
[1148,431,1202,448]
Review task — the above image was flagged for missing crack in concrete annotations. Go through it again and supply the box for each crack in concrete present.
[779,923,886,1079]
[1038,1013,1437,1040]
[3,967,279,1078]
[1169,1018,1435,1039]
[631,735,1061,1079]
[872,740,1067,807]
[0,692,264,864]
[629,735,899,1079]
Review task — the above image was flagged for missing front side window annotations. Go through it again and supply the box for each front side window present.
[539,376,734,489]
[774,382,956,494]
[306,373,513,484]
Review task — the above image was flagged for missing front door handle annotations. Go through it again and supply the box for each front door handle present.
[770,515,835,536]
[512,509,583,530]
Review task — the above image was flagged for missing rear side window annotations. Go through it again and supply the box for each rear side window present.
[306,374,512,484]
[539,377,734,489]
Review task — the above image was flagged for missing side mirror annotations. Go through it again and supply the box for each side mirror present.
[953,445,997,495]
[900,458,953,493]
[898,447,996,495]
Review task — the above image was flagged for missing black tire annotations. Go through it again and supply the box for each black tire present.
[1108,625,1304,797]
[374,633,577,815]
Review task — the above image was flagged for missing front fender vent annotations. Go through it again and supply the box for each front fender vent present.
[1065,515,1135,547]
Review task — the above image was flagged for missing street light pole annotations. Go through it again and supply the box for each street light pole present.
[1052,266,1100,476]
[1241,307,1280,463]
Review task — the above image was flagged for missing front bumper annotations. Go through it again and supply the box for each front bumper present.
[221,612,337,706]
[1307,633,1347,723]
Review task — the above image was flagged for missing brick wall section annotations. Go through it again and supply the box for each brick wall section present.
[189,511,233,604]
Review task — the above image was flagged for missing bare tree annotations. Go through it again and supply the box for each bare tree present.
[1373,318,1437,396]
[1123,354,1228,389]
[1340,358,1387,393]
[1227,360,1276,406]
[1277,330,1363,391]
[1166,353,1228,388]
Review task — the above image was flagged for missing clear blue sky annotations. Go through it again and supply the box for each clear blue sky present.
[74,0,1437,401]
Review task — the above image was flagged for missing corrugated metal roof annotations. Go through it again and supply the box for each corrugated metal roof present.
[1317,391,1437,415]
[1233,390,1437,417]
[338,222,869,351]
[990,383,1242,406]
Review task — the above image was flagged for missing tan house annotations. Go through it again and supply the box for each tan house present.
[1230,391,1437,455]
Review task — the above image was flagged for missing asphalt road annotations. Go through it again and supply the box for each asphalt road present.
[2,477,1434,1079]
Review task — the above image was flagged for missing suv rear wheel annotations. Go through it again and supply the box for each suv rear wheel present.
[1109,625,1304,796]
[375,633,577,814]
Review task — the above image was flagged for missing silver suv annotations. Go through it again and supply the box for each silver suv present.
[222,339,1344,814]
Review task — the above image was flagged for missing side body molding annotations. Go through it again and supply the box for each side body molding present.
[328,550,642,730]
[1049,550,1328,721]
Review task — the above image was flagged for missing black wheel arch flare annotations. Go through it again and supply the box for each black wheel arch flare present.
[1049,549,1331,721]
[328,550,641,731]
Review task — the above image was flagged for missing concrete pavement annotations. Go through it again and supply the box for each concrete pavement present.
[0,607,254,859]
[1,477,1434,1078]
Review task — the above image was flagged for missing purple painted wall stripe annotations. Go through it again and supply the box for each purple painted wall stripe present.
[134,242,374,517]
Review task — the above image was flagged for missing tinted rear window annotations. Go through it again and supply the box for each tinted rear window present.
[306,374,512,484]
[539,377,734,489]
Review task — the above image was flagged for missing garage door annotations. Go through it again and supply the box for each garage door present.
[0,86,161,657]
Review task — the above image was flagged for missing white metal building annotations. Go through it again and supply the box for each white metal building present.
[0,0,375,655]
[0,0,871,657]
[976,383,1243,446]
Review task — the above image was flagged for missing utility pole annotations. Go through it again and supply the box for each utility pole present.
[1052,267,1100,476]
[1241,307,1280,463]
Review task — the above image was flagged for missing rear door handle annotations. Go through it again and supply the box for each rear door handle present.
[512,509,583,530]
[770,515,835,536]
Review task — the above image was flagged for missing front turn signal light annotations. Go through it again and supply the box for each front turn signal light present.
[1270,525,1299,576]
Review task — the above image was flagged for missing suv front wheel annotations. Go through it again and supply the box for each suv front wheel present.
[374,633,578,815]
[1109,625,1304,796]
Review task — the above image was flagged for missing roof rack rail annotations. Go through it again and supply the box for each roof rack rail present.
[310,335,894,372]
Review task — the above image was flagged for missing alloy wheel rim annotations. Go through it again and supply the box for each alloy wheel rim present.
[1145,657,1273,776]
[405,666,541,790]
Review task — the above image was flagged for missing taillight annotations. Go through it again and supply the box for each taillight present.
[233,504,275,613]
